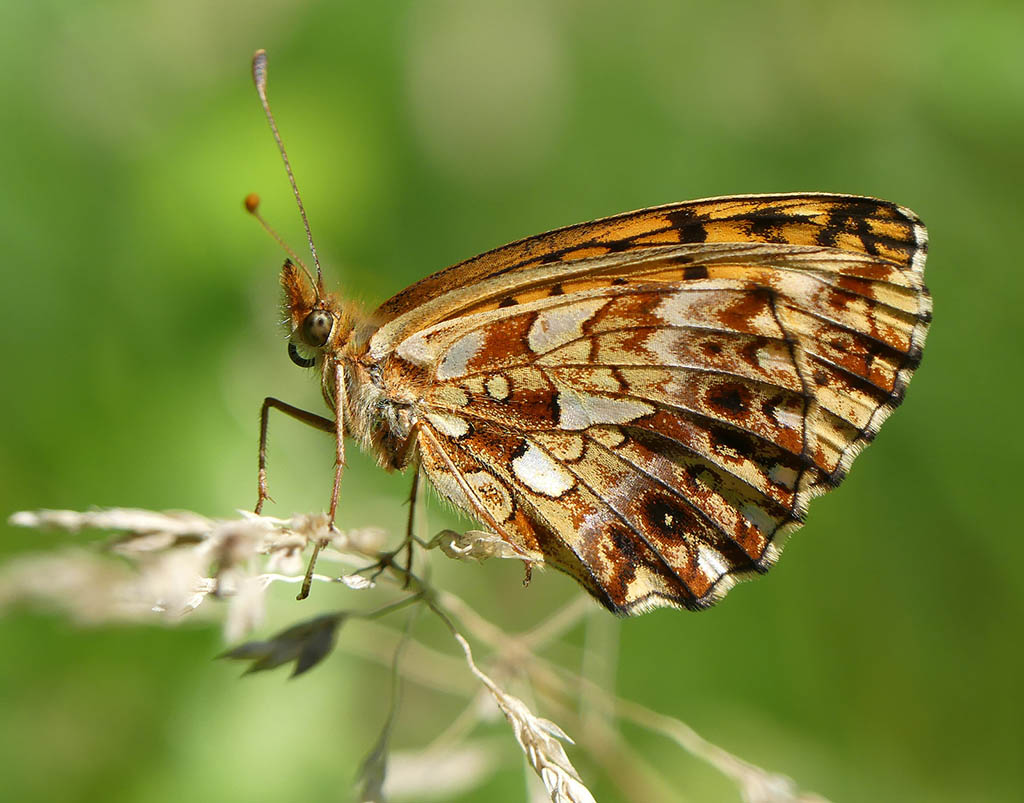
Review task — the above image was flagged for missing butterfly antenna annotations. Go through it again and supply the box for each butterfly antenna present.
[243,193,311,273]
[252,49,323,294]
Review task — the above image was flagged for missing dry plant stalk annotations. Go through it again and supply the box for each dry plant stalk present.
[4,507,828,803]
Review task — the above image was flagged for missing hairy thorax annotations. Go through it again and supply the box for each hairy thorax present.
[330,347,425,472]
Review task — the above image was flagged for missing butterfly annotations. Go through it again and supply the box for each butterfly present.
[249,53,930,615]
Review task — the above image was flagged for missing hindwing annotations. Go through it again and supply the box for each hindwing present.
[369,194,930,614]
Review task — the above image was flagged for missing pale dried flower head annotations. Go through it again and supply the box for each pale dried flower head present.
[5,509,370,639]
[448,629,595,803]
[4,506,830,803]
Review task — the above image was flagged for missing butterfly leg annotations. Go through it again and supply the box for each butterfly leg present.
[255,397,335,514]
[401,469,420,587]
[364,467,420,586]
[360,445,422,588]
[255,396,337,601]
[326,362,348,524]
[296,363,349,600]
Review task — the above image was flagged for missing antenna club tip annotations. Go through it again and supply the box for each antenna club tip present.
[244,193,261,214]
[252,49,268,87]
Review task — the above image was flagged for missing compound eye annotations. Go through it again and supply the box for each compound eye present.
[301,310,334,347]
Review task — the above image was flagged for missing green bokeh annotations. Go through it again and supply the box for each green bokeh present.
[1,1,1021,801]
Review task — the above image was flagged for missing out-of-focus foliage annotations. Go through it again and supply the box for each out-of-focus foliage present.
[1,1,1021,801]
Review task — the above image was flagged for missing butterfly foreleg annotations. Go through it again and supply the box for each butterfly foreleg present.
[255,396,335,515]
[255,395,341,602]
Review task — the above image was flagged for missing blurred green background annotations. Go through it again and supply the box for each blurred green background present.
[1,1,1021,801]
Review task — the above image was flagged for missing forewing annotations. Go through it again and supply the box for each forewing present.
[382,196,929,614]
[369,194,926,355]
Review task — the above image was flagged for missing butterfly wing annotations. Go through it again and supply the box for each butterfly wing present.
[368,195,929,614]
[369,194,926,348]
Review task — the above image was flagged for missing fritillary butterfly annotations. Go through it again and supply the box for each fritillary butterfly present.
[249,51,929,614]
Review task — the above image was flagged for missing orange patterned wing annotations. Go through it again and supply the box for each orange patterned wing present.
[370,194,926,340]
[370,195,929,614]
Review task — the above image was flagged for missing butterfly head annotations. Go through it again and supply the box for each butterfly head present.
[280,259,356,369]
